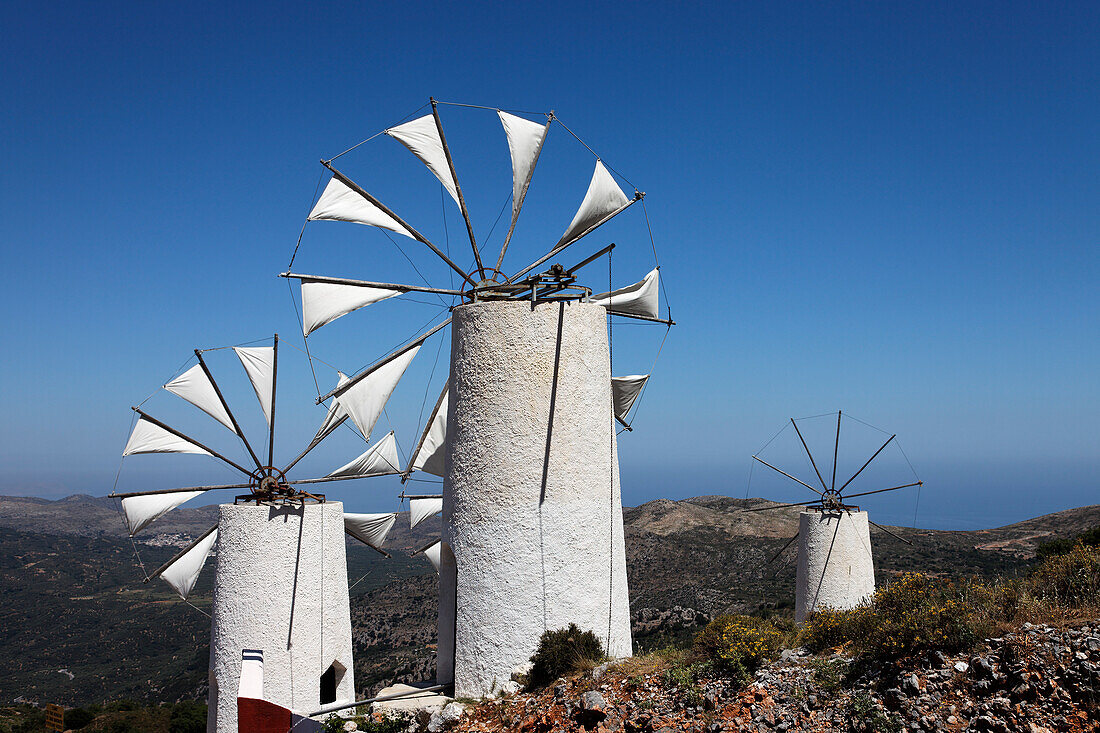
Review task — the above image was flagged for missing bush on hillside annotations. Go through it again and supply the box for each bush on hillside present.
[693,614,787,682]
[1036,525,1100,559]
[1027,542,1100,606]
[802,573,981,660]
[527,624,604,688]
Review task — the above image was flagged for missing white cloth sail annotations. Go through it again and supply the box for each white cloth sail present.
[314,373,350,442]
[300,280,401,337]
[590,268,660,319]
[164,364,234,431]
[499,111,548,222]
[335,346,420,441]
[422,540,442,572]
[557,160,630,248]
[386,115,460,206]
[409,497,443,529]
[344,512,397,549]
[123,418,213,457]
[326,432,401,478]
[308,176,414,239]
[612,375,649,423]
[233,347,274,426]
[160,528,218,600]
[410,388,448,477]
[122,491,204,535]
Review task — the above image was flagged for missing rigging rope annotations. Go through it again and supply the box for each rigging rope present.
[327,101,430,163]
[288,168,327,270]
[554,115,638,192]
[607,246,615,648]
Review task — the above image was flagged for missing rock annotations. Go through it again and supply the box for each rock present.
[592,662,611,681]
[954,661,969,674]
[498,680,521,696]
[425,710,445,733]
[342,723,358,732]
[440,702,465,724]
[928,650,948,667]
[903,673,921,695]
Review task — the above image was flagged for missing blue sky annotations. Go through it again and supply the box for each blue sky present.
[0,1,1096,529]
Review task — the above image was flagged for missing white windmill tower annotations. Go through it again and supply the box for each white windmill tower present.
[110,336,410,732]
[746,412,922,623]
[281,98,673,697]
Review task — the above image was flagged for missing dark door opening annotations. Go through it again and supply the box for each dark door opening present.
[320,664,337,704]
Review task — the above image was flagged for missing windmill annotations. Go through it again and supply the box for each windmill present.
[109,336,409,732]
[746,411,922,623]
[279,98,673,698]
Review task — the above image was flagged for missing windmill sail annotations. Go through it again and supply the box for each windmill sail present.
[335,346,420,440]
[499,112,549,226]
[409,497,444,529]
[421,540,443,572]
[557,160,630,248]
[300,280,401,337]
[121,491,204,535]
[590,268,660,319]
[164,364,235,431]
[344,512,397,549]
[386,115,460,206]
[233,347,274,426]
[611,375,649,423]
[326,432,401,478]
[159,527,218,600]
[308,176,415,239]
[408,387,448,478]
[314,373,350,442]
[123,417,214,457]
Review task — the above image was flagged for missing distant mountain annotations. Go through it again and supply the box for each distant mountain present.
[0,493,1096,708]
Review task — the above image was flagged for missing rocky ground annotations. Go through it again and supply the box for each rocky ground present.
[373,619,1099,733]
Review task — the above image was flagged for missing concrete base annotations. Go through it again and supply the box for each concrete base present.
[207,501,355,733]
[795,510,875,624]
[440,300,632,698]
[371,683,453,714]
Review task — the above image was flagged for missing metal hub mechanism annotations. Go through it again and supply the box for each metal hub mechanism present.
[237,466,324,506]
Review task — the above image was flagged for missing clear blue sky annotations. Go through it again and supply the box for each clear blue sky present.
[1,1,1096,530]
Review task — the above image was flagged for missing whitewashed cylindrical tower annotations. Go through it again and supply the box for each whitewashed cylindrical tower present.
[437,299,632,698]
[207,501,354,733]
[795,509,875,624]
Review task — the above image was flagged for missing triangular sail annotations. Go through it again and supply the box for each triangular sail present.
[160,528,218,600]
[314,373,350,442]
[344,512,397,549]
[557,160,630,248]
[335,346,420,441]
[385,115,460,206]
[409,497,443,529]
[300,280,401,337]
[499,111,549,225]
[121,491,204,535]
[233,347,274,426]
[590,268,660,319]
[611,375,649,423]
[326,432,401,478]
[123,417,214,457]
[307,176,415,239]
[410,388,448,478]
[421,540,442,572]
[163,364,234,431]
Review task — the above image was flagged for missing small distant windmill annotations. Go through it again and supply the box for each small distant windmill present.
[110,335,408,731]
[747,411,922,623]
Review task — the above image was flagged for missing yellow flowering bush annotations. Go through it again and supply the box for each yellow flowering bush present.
[694,614,786,673]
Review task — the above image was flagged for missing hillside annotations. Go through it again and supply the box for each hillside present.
[0,493,1096,708]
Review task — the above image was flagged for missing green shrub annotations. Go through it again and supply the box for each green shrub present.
[527,624,604,688]
[845,690,901,732]
[168,701,206,733]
